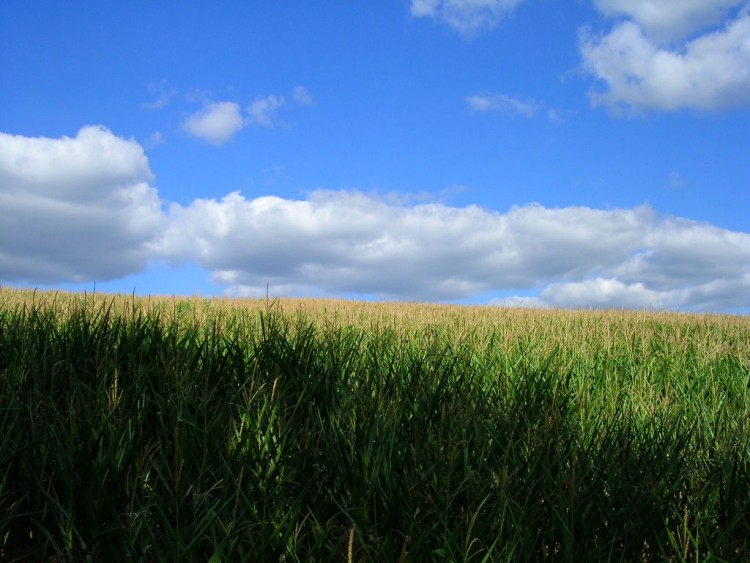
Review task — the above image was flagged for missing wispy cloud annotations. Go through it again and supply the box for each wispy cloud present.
[410,0,525,37]
[293,85,314,106]
[183,101,244,145]
[144,131,165,149]
[466,93,540,117]
[246,95,286,127]
[141,80,175,110]
[668,171,686,189]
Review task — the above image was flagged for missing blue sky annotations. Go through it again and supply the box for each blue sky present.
[1,0,749,312]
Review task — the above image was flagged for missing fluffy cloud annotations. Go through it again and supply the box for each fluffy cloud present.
[0,126,164,284]
[182,88,312,142]
[466,93,539,116]
[3,128,747,312]
[582,4,750,113]
[410,0,524,36]
[153,191,750,311]
[592,0,747,42]
[542,279,682,310]
[500,274,750,312]
[183,101,244,145]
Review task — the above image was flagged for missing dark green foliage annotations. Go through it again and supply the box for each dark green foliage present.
[0,298,749,561]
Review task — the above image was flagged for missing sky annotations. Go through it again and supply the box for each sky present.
[1,0,749,313]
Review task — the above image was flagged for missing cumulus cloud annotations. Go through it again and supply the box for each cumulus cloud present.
[582,3,750,113]
[246,95,286,127]
[592,0,747,42]
[466,93,539,116]
[410,0,524,36]
[183,101,244,145]
[540,278,683,310]
[153,190,750,311]
[0,126,165,284]
[3,127,747,312]
[182,88,311,141]
[501,274,750,312]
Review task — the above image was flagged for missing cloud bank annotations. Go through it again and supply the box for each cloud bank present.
[2,128,748,312]
[155,190,750,312]
[582,2,750,113]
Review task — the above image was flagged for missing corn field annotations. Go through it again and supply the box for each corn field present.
[1,288,749,561]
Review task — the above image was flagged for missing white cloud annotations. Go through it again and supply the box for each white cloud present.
[153,190,750,312]
[182,88,311,141]
[582,4,750,113]
[592,0,747,42]
[3,127,747,312]
[183,101,244,145]
[410,0,525,36]
[466,93,539,116]
[293,85,314,106]
[540,278,682,310]
[246,95,286,127]
[0,126,165,284]
[491,295,549,308]
[510,274,750,312]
